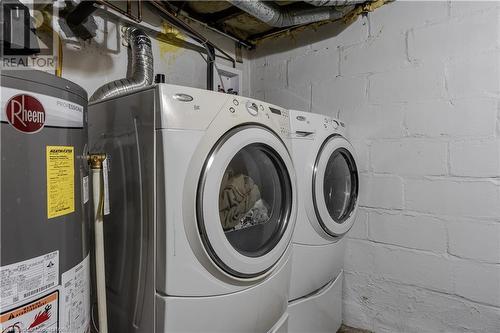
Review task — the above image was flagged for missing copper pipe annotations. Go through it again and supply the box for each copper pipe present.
[55,35,63,77]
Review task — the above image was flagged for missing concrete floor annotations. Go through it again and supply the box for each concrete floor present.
[337,324,373,333]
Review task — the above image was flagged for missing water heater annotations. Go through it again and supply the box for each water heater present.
[0,70,91,333]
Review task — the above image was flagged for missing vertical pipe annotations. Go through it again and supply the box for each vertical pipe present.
[55,35,63,77]
[207,44,215,91]
[90,154,108,333]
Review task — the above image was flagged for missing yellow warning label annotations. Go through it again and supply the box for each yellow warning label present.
[46,146,75,219]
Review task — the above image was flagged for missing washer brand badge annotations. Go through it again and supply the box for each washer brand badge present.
[5,94,45,133]
[173,93,193,102]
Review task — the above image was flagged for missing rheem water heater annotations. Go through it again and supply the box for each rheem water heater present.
[0,70,91,333]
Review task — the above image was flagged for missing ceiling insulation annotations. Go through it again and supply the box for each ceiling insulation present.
[164,0,390,47]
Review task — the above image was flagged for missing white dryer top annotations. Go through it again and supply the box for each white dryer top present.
[289,109,345,139]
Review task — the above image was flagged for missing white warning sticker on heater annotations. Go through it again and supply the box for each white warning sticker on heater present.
[60,254,90,333]
[0,291,59,333]
[0,251,59,310]
[1,86,84,128]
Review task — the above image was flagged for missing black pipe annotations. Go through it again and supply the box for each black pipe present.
[66,0,98,26]
[206,44,215,91]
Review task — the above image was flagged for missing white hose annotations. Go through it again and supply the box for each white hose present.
[92,167,108,333]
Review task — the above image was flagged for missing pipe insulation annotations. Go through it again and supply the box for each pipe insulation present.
[92,166,108,333]
[90,27,153,103]
[228,1,354,28]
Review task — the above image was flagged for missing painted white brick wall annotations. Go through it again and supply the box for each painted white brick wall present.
[368,212,447,253]
[404,99,498,138]
[449,139,500,177]
[448,219,500,264]
[347,103,405,139]
[370,140,448,175]
[249,1,500,331]
[368,64,446,103]
[405,178,500,217]
[359,174,404,210]
[453,259,500,307]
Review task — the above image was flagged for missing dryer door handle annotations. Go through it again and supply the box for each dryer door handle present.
[295,131,314,137]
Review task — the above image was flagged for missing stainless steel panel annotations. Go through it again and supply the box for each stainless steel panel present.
[89,87,156,333]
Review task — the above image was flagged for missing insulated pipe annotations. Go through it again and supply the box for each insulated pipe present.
[228,1,354,28]
[90,27,153,103]
[303,0,369,6]
[90,154,108,333]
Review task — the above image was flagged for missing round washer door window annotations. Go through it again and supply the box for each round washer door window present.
[198,125,297,278]
[219,143,292,258]
[313,136,359,237]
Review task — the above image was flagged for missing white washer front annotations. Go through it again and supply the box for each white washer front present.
[197,125,295,278]
[155,85,298,332]
[90,84,298,333]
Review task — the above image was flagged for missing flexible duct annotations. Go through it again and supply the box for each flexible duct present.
[304,0,369,6]
[228,1,354,28]
[90,27,153,103]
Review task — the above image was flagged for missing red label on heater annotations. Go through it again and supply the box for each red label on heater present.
[5,94,46,133]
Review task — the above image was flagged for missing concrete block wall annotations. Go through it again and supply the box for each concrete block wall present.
[249,1,500,332]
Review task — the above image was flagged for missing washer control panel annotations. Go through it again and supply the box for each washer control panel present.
[245,101,259,116]
[271,107,289,137]
[228,98,290,137]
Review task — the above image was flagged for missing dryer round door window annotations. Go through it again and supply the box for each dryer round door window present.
[313,136,359,237]
[198,125,296,279]
[323,148,357,222]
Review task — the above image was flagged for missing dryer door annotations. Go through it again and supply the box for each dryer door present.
[198,125,296,278]
[313,135,359,237]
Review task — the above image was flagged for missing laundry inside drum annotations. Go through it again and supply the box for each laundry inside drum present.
[218,143,291,257]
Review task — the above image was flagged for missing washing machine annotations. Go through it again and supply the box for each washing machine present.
[89,84,297,333]
[287,110,359,332]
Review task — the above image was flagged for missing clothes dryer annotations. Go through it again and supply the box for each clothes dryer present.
[89,85,297,333]
[288,110,359,332]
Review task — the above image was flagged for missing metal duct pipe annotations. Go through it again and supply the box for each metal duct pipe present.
[90,27,153,103]
[303,0,368,6]
[228,1,354,28]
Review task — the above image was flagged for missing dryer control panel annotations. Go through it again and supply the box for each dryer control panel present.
[322,117,344,130]
[289,109,345,138]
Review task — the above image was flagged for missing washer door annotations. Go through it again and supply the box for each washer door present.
[198,125,296,278]
[313,135,359,237]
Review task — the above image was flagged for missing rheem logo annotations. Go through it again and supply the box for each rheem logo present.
[5,94,46,133]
